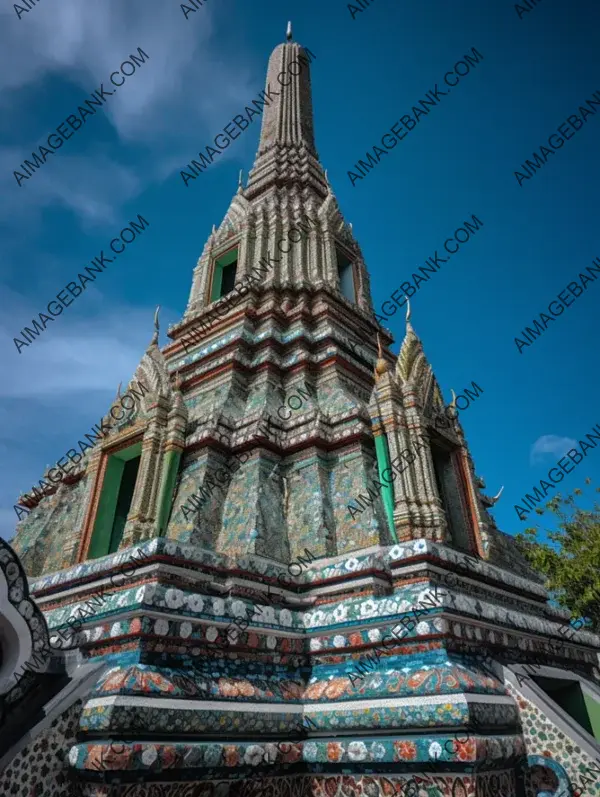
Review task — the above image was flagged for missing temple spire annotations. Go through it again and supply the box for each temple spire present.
[183,26,375,317]
[245,26,327,199]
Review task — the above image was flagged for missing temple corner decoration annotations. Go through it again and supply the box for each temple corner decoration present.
[2,21,600,797]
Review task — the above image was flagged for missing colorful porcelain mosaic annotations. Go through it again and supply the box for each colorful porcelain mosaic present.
[0,698,83,797]
[4,27,600,797]
[69,733,525,772]
[509,680,600,797]
[86,658,509,704]
[76,773,512,797]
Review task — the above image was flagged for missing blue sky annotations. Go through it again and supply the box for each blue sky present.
[1,0,599,545]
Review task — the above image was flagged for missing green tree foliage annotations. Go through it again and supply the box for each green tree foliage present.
[515,479,600,632]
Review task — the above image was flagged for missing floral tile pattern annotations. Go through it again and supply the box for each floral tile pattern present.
[509,680,600,797]
[0,699,83,797]
[69,733,525,771]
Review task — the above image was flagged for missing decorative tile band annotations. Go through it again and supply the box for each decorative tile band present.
[68,733,524,772]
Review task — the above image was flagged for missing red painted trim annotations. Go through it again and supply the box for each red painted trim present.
[455,450,483,558]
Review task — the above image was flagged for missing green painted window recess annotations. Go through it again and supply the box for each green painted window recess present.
[533,675,600,743]
[210,248,238,302]
[87,442,142,560]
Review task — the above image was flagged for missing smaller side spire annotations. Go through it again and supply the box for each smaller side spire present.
[490,486,504,505]
[374,332,389,381]
[395,299,425,384]
[174,369,183,392]
[286,21,293,41]
[449,388,457,412]
[152,306,160,346]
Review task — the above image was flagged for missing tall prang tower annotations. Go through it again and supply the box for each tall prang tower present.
[2,23,600,797]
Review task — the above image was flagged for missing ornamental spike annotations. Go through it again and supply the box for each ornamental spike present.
[490,486,504,505]
[152,306,160,345]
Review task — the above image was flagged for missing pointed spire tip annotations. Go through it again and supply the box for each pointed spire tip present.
[491,486,504,505]
[151,306,160,345]
[286,21,292,41]
[374,332,389,379]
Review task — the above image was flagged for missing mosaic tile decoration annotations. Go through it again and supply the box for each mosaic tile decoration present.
[77,772,512,797]
[525,754,572,797]
[29,537,556,609]
[29,538,300,597]
[0,698,83,797]
[509,680,600,797]
[6,26,600,797]
[14,533,598,796]
[68,733,526,772]
[32,538,598,670]
[85,658,510,705]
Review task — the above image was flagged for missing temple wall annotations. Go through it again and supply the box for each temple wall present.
[0,698,83,797]
[509,681,600,797]
[12,478,89,576]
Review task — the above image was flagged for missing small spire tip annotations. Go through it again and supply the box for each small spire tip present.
[152,306,160,345]
[286,21,292,41]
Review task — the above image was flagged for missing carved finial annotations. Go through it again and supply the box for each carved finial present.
[152,306,160,345]
[490,486,504,505]
[374,332,389,380]
[449,389,457,410]
[238,169,243,192]
[286,21,292,41]
[115,381,122,400]
[406,297,412,325]
[174,370,183,391]
[212,224,216,237]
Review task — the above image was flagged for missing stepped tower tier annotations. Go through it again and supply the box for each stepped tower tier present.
[4,22,600,797]
[244,23,325,202]
[162,22,384,563]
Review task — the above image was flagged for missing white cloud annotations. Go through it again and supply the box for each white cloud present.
[0,293,178,542]
[0,294,174,400]
[530,435,577,465]
[0,1,217,137]
[0,0,271,541]
[0,148,142,227]
[0,0,260,224]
